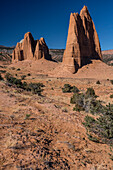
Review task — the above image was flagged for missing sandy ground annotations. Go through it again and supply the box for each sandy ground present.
[49,60,113,79]
[9,59,113,80]
[0,59,113,169]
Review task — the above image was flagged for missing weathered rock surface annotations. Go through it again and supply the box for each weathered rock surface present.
[23,32,35,60]
[34,38,51,60]
[12,42,23,62]
[63,6,102,73]
[12,32,50,62]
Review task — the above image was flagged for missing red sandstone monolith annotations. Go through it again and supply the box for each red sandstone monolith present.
[63,6,102,73]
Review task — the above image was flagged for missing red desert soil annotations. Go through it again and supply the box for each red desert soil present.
[0,59,113,169]
[10,59,113,79]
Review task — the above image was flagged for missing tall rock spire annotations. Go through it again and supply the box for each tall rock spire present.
[63,6,102,73]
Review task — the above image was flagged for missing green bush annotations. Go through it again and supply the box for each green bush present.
[109,154,113,161]
[83,115,96,128]
[96,80,100,84]
[5,73,23,88]
[70,93,84,105]
[22,82,28,89]
[73,104,84,112]
[62,84,79,93]
[5,73,11,80]
[71,86,79,93]
[17,68,21,71]
[62,84,72,93]
[62,107,68,112]
[110,80,113,84]
[0,70,6,73]
[25,114,31,119]
[21,75,26,80]
[27,83,44,95]
[110,94,113,98]
[87,134,99,143]
[84,97,104,114]
[5,73,44,95]
[71,88,103,114]
[0,73,3,80]
[83,104,113,144]
[85,88,96,98]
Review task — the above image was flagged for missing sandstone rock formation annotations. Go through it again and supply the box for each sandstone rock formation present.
[12,32,51,62]
[34,38,50,60]
[63,6,102,73]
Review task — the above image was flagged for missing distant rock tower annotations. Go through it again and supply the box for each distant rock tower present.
[12,32,51,62]
[63,6,102,73]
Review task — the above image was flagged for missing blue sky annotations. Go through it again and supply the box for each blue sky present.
[0,0,113,50]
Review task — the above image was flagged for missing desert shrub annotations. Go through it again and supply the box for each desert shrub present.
[5,73,44,95]
[17,68,21,71]
[87,133,99,143]
[5,73,23,88]
[5,73,11,80]
[84,97,104,114]
[5,73,15,83]
[62,84,72,93]
[21,75,26,80]
[70,93,84,105]
[83,115,96,128]
[71,88,104,114]
[25,114,31,119]
[0,70,6,73]
[96,80,100,84]
[109,153,113,161]
[83,104,113,144]
[110,80,113,84]
[0,73,3,80]
[13,79,23,88]
[62,84,79,93]
[71,86,79,93]
[19,81,27,90]
[36,82,45,87]
[85,88,96,98]
[62,107,68,112]
[26,83,44,95]
[27,73,31,76]
[110,94,113,98]
[73,104,84,112]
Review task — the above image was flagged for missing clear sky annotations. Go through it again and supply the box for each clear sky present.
[0,0,113,50]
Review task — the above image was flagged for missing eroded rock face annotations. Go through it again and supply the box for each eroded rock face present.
[12,42,24,62]
[34,38,51,60]
[12,32,50,62]
[23,32,35,60]
[63,6,102,73]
